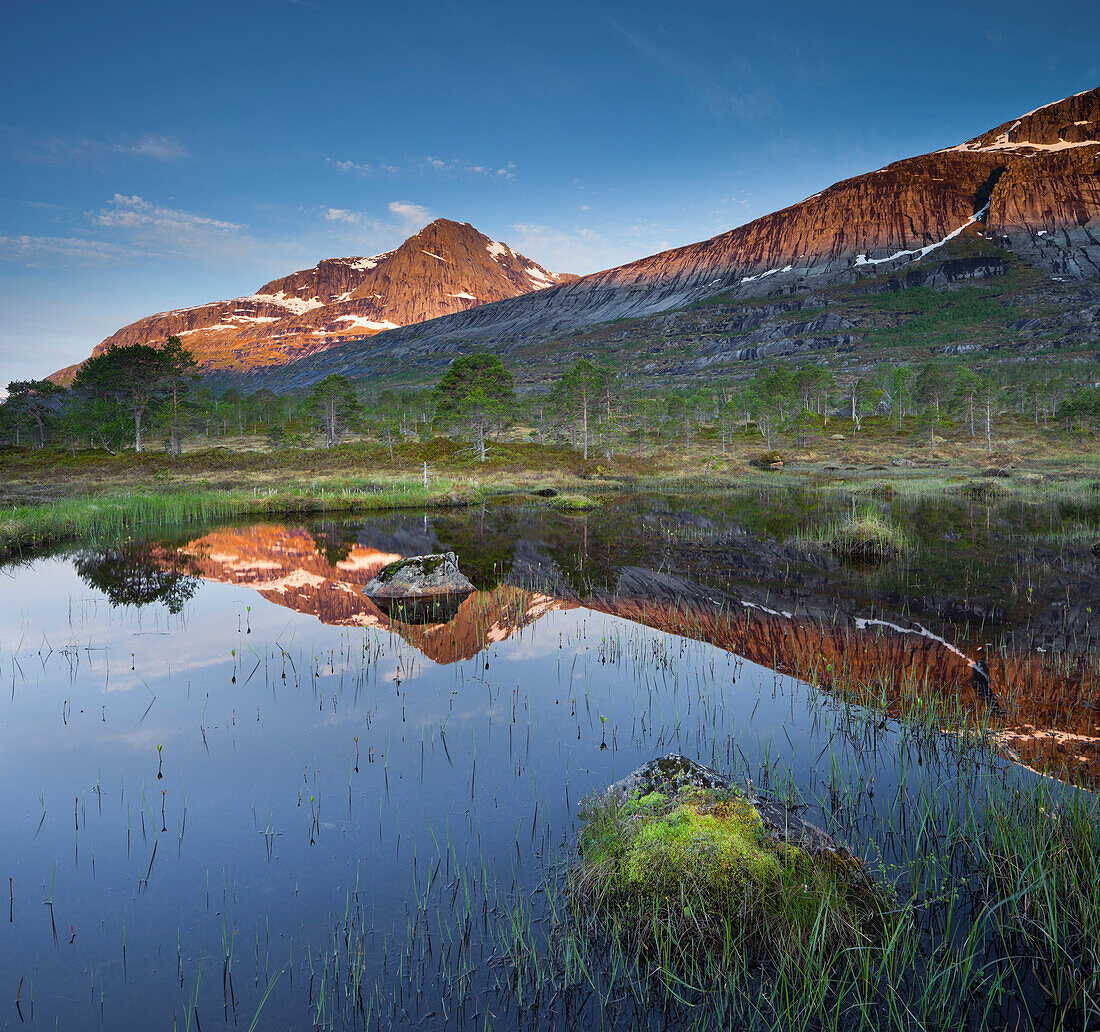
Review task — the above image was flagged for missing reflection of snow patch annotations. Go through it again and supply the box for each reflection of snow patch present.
[253,570,329,593]
[853,616,975,666]
[741,600,793,619]
[335,551,403,571]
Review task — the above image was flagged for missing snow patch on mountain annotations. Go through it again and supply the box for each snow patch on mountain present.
[244,292,325,315]
[525,265,555,288]
[853,204,990,267]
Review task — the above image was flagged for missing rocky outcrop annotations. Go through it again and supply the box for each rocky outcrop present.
[604,755,836,852]
[51,220,575,382]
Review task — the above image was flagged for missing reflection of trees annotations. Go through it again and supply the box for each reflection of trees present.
[308,521,358,568]
[433,508,517,590]
[74,546,202,613]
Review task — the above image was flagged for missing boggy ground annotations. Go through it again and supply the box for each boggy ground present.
[1,424,1097,558]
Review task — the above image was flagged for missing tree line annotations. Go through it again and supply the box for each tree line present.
[3,340,1099,458]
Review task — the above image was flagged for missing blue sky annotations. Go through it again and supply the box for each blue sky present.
[2,0,1098,382]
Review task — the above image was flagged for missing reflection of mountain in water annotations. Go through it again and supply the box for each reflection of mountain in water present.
[584,568,1100,789]
[146,517,1098,787]
[180,525,569,664]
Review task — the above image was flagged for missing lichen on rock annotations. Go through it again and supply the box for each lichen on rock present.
[363,551,474,599]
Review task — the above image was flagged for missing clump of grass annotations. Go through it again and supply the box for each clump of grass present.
[962,479,1005,502]
[576,786,890,972]
[826,511,907,563]
[969,787,1100,1009]
[548,493,601,512]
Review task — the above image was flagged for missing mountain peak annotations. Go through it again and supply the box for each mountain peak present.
[52,220,573,381]
[953,85,1100,153]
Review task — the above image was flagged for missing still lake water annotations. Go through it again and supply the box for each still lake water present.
[1,492,1097,1029]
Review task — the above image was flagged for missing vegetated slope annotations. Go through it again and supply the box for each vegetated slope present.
[241,87,1100,392]
[50,220,577,382]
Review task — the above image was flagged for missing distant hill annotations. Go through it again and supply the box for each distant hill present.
[50,219,577,382]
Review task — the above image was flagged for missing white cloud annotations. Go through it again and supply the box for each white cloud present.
[388,201,432,226]
[321,207,378,227]
[330,157,397,175]
[0,233,133,268]
[113,133,189,161]
[423,156,517,180]
[94,194,241,234]
[330,155,516,180]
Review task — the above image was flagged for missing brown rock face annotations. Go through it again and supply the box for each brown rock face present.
[259,87,1099,387]
[584,87,1100,294]
[51,220,575,382]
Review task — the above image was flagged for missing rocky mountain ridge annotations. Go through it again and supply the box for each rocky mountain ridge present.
[51,220,576,381]
[238,87,1100,391]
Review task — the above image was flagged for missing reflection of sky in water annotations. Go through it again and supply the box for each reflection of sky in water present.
[0,548,1059,1031]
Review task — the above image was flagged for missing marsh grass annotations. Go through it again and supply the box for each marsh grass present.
[824,510,908,563]
[548,493,602,512]
[0,480,475,559]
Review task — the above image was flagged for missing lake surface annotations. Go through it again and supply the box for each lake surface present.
[1,491,1097,1029]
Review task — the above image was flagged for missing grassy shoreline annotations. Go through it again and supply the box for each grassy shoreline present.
[2,435,1097,560]
[0,479,485,560]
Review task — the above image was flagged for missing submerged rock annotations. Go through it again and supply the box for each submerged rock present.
[363,551,474,600]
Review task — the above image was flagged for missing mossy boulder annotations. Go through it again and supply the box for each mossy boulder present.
[750,451,785,471]
[548,493,601,512]
[579,757,890,966]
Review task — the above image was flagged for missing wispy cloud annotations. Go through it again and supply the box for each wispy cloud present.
[330,158,398,175]
[113,133,189,161]
[321,207,380,228]
[329,155,518,180]
[0,233,133,268]
[94,194,240,234]
[13,131,189,165]
[423,156,517,179]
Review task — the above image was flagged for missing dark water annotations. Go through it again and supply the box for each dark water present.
[1,492,1097,1030]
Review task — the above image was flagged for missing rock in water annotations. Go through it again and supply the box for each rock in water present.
[363,552,474,600]
[579,755,890,964]
[604,754,836,852]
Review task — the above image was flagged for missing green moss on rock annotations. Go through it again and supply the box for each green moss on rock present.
[577,784,891,969]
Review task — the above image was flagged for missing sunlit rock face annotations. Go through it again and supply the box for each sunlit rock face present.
[49,219,577,382]
[249,88,1100,392]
